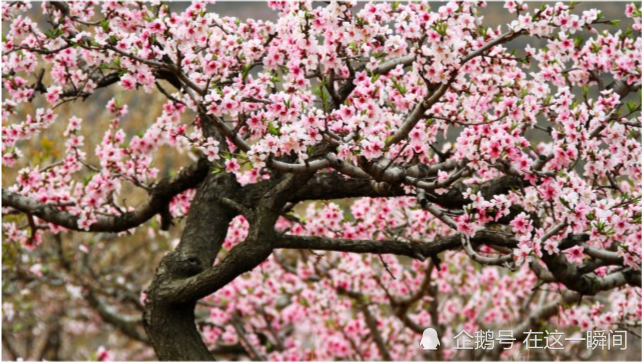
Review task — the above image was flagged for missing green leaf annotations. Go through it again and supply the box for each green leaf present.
[574,37,582,48]
[390,78,407,95]
[314,85,329,110]
[586,211,595,221]
[559,197,570,208]
[241,63,252,81]
[544,94,552,105]
[45,28,63,39]
[432,22,448,36]
[626,100,637,113]
[267,122,280,136]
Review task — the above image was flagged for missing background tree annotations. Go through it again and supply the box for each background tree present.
[2,1,641,360]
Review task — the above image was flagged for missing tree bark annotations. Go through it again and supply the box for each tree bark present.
[142,170,309,360]
[143,172,240,360]
[143,299,213,360]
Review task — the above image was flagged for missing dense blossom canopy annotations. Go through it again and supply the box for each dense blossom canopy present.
[2,1,641,360]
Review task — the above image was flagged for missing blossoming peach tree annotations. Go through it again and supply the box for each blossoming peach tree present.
[2,1,641,360]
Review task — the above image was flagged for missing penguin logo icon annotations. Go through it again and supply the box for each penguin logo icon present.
[420,328,440,350]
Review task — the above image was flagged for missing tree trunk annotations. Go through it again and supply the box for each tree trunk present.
[141,166,311,360]
[143,172,239,360]
[143,300,212,360]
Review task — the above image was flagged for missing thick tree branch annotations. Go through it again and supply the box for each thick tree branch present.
[2,158,209,233]
[291,171,405,202]
[582,244,624,264]
[542,250,636,295]
[162,226,275,304]
[160,175,315,304]
[174,172,241,265]
[48,1,70,16]
[627,271,642,287]
[275,231,517,261]
[292,171,524,212]
[143,171,242,360]
[461,234,514,266]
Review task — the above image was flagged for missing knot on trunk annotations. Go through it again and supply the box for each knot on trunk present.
[159,251,204,279]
